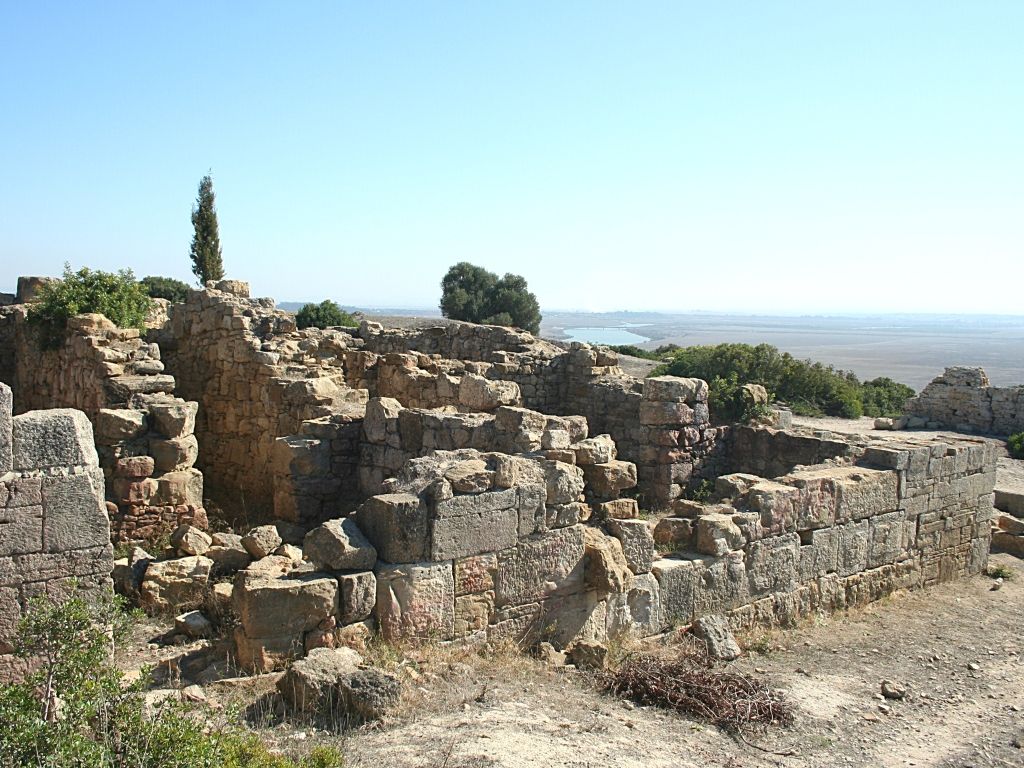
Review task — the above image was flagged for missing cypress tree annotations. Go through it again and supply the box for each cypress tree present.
[189,174,225,285]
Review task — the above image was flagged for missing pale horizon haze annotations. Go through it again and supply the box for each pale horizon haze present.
[1,2,1021,315]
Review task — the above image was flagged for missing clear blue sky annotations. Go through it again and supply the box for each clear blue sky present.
[2,2,1021,313]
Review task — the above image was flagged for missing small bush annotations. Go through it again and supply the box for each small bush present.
[0,586,343,767]
[1008,432,1024,460]
[860,377,915,418]
[608,345,663,361]
[27,264,152,349]
[141,275,191,303]
[295,300,358,330]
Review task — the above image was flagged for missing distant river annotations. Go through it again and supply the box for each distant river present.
[562,326,651,346]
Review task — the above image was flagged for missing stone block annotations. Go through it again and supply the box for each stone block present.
[868,510,905,568]
[494,525,585,607]
[652,516,695,551]
[693,614,741,660]
[696,513,744,556]
[639,400,694,426]
[607,572,662,637]
[745,480,802,535]
[0,505,43,557]
[432,488,519,560]
[241,525,283,559]
[651,557,700,626]
[12,409,98,470]
[455,591,494,637]
[443,459,494,493]
[355,493,429,563]
[153,469,204,507]
[599,498,639,520]
[363,397,402,444]
[338,571,377,624]
[149,435,199,472]
[277,647,363,712]
[582,460,637,498]
[605,518,656,574]
[836,520,870,577]
[693,551,749,615]
[832,468,898,521]
[42,470,109,553]
[583,526,633,594]
[454,552,498,596]
[375,561,455,641]
[114,455,155,478]
[170,524,211,556]
[745,534,800,597]
[304,518,378,571]
[573,435,616,465]
[642,376,706,403]
[139,555,213,613]
[233,572,339,638]
[544,461,585,505]
[234,627,303,673]
[0,383,12,473]
[95,408,147,443]
[105,374,176,400]
[798,527,839,581]
[148,401,198,439]
[458,374,520,411]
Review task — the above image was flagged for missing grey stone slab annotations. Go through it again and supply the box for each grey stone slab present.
[493,525,585,607]
[41,469,109,553]
[0,505,43,557]
[12,409,98,471]
[0,383,12,474]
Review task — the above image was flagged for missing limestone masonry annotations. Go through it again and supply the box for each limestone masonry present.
[0,280,1005,675]
[905,366,1024,436]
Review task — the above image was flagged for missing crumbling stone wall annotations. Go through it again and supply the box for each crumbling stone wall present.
[0,307,206,541]
[905,366,1024,435]
[0,383,114,681]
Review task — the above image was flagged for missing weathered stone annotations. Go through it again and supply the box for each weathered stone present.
[606,518,656,574]
[458,374,520,411]
[304,518,377,571]
[338,571,376,624]
[454,552,498,596]
[598,498,638,520]
[42,470,109,553]
[0,383,11,474]
[170,524,211,556]
[544,461,585,505]
[582,460,637,498]
[375,561,455,641]
[233,572,339,638]
[277,647,363,712]
[652,557,700,626]
[567,640,608,670]
[574,435,616,465]
[443,459,494,493]
[114,455,155,478]
[12,409,98,470]
[583,526,633,594]
[455,591,494,637]
[149,435,199,472]
[175,610,213,638]
[494,525,585,607]
[696,513,744,556]
[95,408,147,443]
[148,401,198,439]
[693,614,741,660]
[653,517,695,550]
[337,669,402,720]
[139,555,213,613]
[355,493,429,563]
[153,469,204,507]
[241,525,283,559]
[643,376,705,403]
[432,488,519,560]
[639,400,694,426]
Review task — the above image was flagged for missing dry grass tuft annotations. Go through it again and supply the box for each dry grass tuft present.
[600,648,794,731]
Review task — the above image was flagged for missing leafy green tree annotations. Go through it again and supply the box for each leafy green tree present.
[189,174,225,286]
[295,299,358,329]
[28,264,153,349]
[140,275,191,303]
[439,262,542,335]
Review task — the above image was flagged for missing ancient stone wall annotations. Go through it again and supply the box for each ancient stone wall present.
[0,383,114,681]
[905,366,1024,436]
[0,308,206,541]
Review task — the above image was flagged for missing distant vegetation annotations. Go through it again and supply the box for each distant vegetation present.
[28,264,152,349]
[140,275,191,303]
[652,342,915,420]
[608,344,679,361]
[1009,432,1024,460]
[296,299,358,329]
[439,262,541,335]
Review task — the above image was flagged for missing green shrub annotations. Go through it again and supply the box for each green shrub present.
[650,342,909,422]
[140,275,191,303]
[27,264,152,349]
[608,345,663,361]
[1008,432,1024,459]
[295,300,358,330]
[0,587,343,768]
[439,262,541,335]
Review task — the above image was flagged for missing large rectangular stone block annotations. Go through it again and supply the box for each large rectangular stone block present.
[651,556,701,625]
[745,533,800,597]
[355,493,429,563]
[836,520,870,576]
[868,510,906,568]
[0,505,43,557]
[41,469,109,553]
[233,572,339,639]
[12,409,98,471]
[375,561,455,641]
[431,489,519,560]
[0,383,12,474]
[832,467,899,522]
[494,525,585,607]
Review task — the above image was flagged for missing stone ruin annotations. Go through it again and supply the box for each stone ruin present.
[905,366,1024,436]
[0,279,1003,678]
